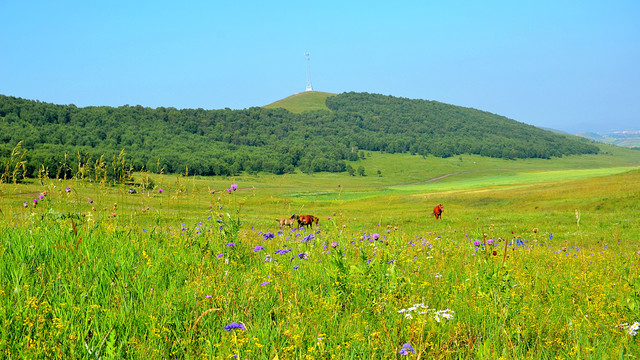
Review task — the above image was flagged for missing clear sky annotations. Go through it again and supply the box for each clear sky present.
[1,0,638,133]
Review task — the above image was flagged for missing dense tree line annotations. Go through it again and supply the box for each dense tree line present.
[0,93,599,178]
[325,93,599,159]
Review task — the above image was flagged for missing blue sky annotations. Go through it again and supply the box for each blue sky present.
[1,0,638,133]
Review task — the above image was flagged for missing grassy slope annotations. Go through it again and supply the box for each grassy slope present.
[2,144,640,358]
[262,91,336,113]
[3,142,639,230]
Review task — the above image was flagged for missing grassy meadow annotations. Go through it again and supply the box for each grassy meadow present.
[262,91,335,113]
[1,148,640,359]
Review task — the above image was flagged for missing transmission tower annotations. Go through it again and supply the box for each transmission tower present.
[305,52,313,92]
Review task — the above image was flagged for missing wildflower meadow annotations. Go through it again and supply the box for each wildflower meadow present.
[1,160,640,359]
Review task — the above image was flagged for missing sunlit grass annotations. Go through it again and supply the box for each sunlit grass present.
[262,91,336,113]
[2,153,640,358]
[392,166,640,193]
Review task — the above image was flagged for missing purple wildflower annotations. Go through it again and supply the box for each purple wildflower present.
[223,322,246,331]
[226,242,235,247]
[399,342,415,355]
[158,188,163,193]
[65,186,71,193]
[205,294,212,298]
[230,184,238,191]
[372,233,380,240]
[293,266,300,269]
[88,198,93,203]
[216,253,223,259]
[330,242,339,248]
[486,239,494,245]
[253,245,265,252]
[263,232,275,241]
[275,248,292,255]
[298,252,308,260]
[260,281,269,286]
[23,201,28,207]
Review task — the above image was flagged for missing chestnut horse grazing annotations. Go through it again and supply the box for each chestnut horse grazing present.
[297,215,319,228]
[432,204,444,219]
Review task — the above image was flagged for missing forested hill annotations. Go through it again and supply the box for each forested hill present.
[0,92,599,178]
[325,93,598,158]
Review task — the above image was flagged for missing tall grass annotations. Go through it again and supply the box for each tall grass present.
[1,162,640,358]
[0,141,27,184]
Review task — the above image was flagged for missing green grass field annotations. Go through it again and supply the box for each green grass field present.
[263,91,335,113]
[1,149,640,359]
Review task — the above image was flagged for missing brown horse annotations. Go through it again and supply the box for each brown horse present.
[297,215,319,228]
[276,215,297,229]
[432,204,444,219]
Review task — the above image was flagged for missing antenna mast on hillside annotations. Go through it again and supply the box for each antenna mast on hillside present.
[305,52,313,92]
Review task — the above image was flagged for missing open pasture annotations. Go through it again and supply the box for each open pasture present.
[1,152,640,359]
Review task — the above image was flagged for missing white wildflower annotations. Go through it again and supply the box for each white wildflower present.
[434,309,455,322]
[398,303,455,323]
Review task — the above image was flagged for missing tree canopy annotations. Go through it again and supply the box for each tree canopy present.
[0,92,599,178]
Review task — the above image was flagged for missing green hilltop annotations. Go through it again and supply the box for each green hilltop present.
[263,91,335,113]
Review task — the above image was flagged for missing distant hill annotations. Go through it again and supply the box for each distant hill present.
[263,91,335,113]
[323,92,599,159]
[0,92,600,177]
[539,127,570,134]
[576,131,640,148]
